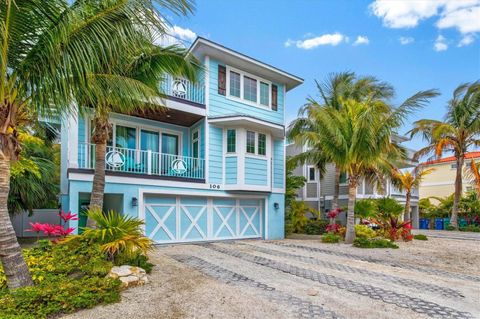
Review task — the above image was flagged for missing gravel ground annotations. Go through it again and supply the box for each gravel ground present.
[62,235,480,319]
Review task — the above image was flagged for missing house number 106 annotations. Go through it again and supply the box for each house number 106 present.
[210,184,221,189]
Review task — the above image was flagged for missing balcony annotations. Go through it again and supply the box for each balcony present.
[161,74,205,106]
[78,143,205,181]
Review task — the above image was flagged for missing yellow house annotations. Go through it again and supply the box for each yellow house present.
[419,152,480,203]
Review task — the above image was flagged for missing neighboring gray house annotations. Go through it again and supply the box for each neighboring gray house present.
[286,136,420,228]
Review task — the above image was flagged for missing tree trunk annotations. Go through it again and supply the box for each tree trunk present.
[88,142,107,226]
[450,156,463,229]
[0,156,34,289]
[332,166,340,210]
[404,191,411,221]
[344,177,357,244]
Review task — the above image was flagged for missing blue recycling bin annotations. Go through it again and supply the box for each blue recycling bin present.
[419,218,429,229]
[435,218,444,230]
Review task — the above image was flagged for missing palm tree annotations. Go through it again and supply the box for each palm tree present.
[83,42,198,217]
[288,72,394,210]
[410,82,480,229]
[303,89,439,244]
[391,166,434,221]
[0,0,179,289]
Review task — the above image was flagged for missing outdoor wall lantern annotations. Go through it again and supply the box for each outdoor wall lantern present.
[132,197,138,207]
[274,202,279,210]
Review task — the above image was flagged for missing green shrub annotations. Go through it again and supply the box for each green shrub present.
[354,225,377,239]
[115,252,154,274]
[413,234,428,240]
[0,238,121,319]
[285,222,294,237]
[353,238,399,249]
[321,233,341,243]
[304,219,329,235]
[459,225,480,232]
[446,225,456,231]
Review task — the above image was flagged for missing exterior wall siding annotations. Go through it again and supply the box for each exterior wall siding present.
[208,59,284,125]
[225,156,238,184]
[273,139,284,188]
[208,126,223,184]
[245,157,268,186]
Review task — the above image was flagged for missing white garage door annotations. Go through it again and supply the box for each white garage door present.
[143,196,263,244]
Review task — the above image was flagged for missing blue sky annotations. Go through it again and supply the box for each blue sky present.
[164,0,480,150]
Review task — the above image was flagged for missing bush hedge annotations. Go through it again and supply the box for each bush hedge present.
[353,238,399,249]
[413,234,428,240]
[321,233,341,243]
[304,220,329,235]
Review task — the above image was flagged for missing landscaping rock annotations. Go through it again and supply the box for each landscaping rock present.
[307,288,318,296]
[108,265,149,288]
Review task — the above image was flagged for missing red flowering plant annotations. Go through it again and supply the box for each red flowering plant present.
[326,223,341,234]
[25,210,77,240]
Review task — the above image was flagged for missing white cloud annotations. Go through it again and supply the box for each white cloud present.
[353,35,370,45]
[399,36,415,45]
[155,24,197,47]
[434,35,448,51]
[458,34,476,46]
[370,0,480,34]
[286,33,346,49]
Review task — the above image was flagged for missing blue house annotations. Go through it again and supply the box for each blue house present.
[60,37,303,243]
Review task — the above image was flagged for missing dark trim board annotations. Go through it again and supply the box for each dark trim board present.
[67,168,206,184]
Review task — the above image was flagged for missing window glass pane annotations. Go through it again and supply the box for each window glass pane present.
[246,131,255,154]
[193,131,198,140]
[140,130,159,152]
[229,71,241,97]
[162,133,179,155]
[309,167,315,181]
[258,133,266,155]
[227,129,236,153]
[339,172,347,184]
[260,82,269,106]
[243,76,257,102]
[116,126,136,149]
[193,141,199,158]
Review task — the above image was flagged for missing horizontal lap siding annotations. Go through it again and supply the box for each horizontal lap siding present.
[245,157,268,185]
[209,126,223,184]
[208,59,284,125]
[273,139,284,188]
[225,156,237,184]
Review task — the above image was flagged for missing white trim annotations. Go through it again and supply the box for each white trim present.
[67,111,79,168]
[421,181,455,187]
[139,188,267,199]
[264,197,269,239]
[307,165,317,182]
[271,187,285,194]
[208,116,284,131]
[187,38,303,87]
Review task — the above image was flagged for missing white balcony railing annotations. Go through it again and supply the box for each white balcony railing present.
[161,74,205,105]
[78,143,205,180]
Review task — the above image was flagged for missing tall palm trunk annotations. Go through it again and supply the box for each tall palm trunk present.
[345,177,357,244]
[332,166,340,210]
[450,155,464,229]
[88,115,110,227]
[0,155,33,289]
[404,191,411,221]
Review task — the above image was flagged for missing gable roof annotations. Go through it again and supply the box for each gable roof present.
[188,37,303,91]
[422,152,480,165]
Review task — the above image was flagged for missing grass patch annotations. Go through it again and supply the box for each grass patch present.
[353,238,399,249]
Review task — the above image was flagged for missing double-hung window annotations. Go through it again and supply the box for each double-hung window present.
[229,71,241,98]
[243,76,257,103]
[227,129,236,153]
[246,131,256,154]
[245,131,267,156]
[258,133,266,155]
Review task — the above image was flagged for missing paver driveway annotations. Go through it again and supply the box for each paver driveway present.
[63,237,480,319]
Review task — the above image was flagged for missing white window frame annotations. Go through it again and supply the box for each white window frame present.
[225,65,272,110]
[244,130,268,158]
[191,128,199,158]
[339,171,349,186]
[225,128,237,154]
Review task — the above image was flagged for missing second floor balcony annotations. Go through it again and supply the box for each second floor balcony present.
[161,73,205,106]
[78,143,205,182]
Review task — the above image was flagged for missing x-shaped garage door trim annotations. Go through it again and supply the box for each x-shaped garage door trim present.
[181,205,207,240]
[240,206,259,236]
[213,206,236,238]
[146,205,176,240]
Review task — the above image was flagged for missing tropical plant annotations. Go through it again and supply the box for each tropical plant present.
[0,0,185,290]
[391,165,434,221]
[296,89,438,244]
[353,237,398,249]
[320,232,341,243]
[414,234,428,240]
[285,157,307,209]
[288,72,394,209]
[9,133,58,215]
[410,81,480,229]
[304,219,329,235]
[354,199,377,222]
[82,209,153,261]
[354,225,377,239]
[288,201,319,233]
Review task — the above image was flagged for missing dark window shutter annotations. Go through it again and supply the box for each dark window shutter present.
[218,65,226,95]
[271,84,278,110]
